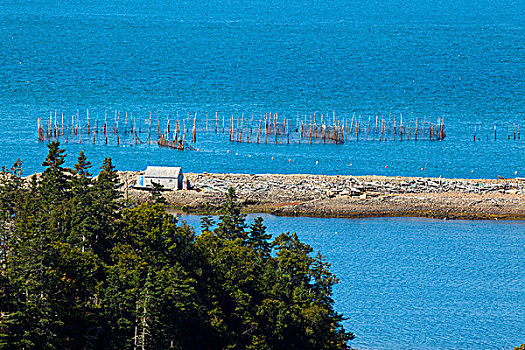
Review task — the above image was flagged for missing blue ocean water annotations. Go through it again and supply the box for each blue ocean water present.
[0,0,524,177]
[177,214,525,350]
[1,1,524,348]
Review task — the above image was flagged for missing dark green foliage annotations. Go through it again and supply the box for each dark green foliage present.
[247,216,272,258]
[41,141,71,204]
[148,182,167,205]
[96,157,122,210]
[0,147,353,349]
[74,150,92,176]
[215,187,247,241]
[200,215,215,234]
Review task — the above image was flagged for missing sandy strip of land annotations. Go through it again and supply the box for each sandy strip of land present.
[121,172,525,220]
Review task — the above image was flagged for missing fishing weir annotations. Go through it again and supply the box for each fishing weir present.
[227,112,446,144]
[472,124,521,141]
[37,110,198,150]
[36,109,448,150]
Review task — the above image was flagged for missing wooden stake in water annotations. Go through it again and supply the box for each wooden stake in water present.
[104,110,107,134]
[264,119,268,144]
[393,114,396,136]
[54,110,57,138]
[415,118,418,141]
[193,113,197,142]
[228,115,232,141]
[115,110,119,134]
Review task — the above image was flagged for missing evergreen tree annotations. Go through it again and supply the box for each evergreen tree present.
[69,151,95,250]
[148,182,167,205]
[200,216,215,234]
[96,157,122,210]
[7,174,59,348]
[74,150,92,176]
[92,157,122,260]
[0,160,25,349]
[247,217,272,258]
[40,141,71,204]
[215,188,247,241]
[0,150,354,350]
[104,203,198,349]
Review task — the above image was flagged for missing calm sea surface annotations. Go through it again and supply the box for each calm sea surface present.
[1,1,524,348]
[178,214,525,350]
[0,0,523,177]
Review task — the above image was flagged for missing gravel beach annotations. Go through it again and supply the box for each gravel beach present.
[120,172,525,220]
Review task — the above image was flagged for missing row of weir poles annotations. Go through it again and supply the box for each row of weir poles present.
[37,109,154,146]
[228,112,327,145]
[155,110,448,143]
[38,109,450,149]
[157,113,198,150]
[229,112,348,145]
[341,113,446,142]
[473,124,521,141]
[227,112,446,144]
[37,109,201,149]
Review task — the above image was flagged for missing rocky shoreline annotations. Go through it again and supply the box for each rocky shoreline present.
[120,172,525,220]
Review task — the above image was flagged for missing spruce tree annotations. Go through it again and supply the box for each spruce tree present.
[200,216,215,234]
[0,160,25,348]
[149,182,167,205]
[74,150,92,176]
[69,151,96,251]
[0,150,354,349]
[247,217,272,258]
[96,157,121,207]
[215,188,247,241]
[40,141,71,204]
[92,157,122,259]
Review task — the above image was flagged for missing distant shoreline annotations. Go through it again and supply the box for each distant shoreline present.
[119,172,525,221]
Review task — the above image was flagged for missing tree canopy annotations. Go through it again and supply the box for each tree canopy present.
[0,142,354,349]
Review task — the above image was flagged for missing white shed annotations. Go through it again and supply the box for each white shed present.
[136,166,184,190]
